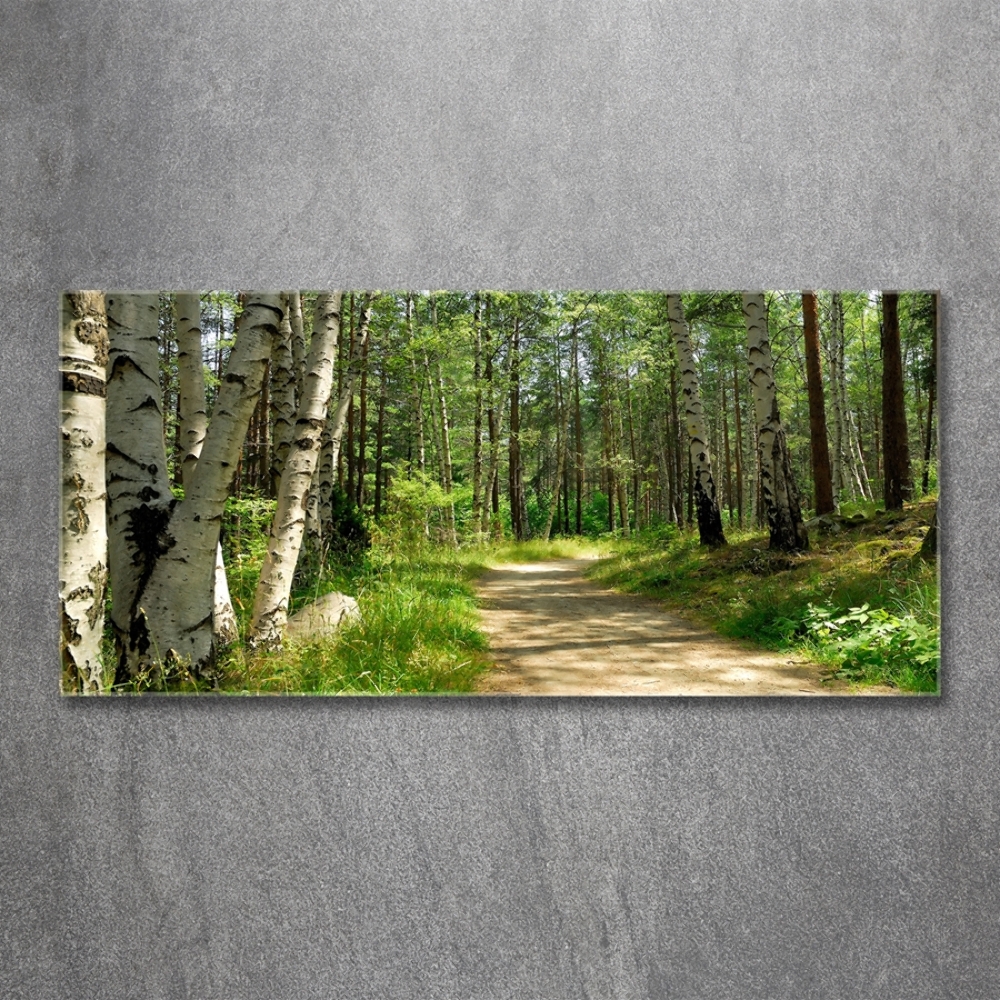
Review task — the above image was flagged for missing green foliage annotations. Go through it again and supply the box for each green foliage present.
[788,602,938,690]
[221,542,491,695]
[581,491,611,537]
[588,506,939,693]
[324,485,369,557]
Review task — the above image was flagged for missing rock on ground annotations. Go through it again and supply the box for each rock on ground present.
[284,591,360,641]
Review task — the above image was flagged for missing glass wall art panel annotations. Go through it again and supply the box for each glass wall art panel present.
[59,290,939,696]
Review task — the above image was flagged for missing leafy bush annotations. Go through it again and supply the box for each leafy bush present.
[775,601,939,691]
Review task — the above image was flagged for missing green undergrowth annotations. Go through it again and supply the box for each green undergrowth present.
[587,500,939,693]
[220,541,489,695]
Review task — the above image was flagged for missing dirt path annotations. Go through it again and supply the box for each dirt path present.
[475,558,885,696]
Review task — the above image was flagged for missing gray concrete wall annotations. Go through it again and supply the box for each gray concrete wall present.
[2,3,996,997]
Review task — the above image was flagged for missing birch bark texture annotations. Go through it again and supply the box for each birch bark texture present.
[742,292,809,552]
[666,294,726,546]
[60,291,109,692]
[106,292,281,679]
[269,292,298,493]
[174,292,239,646]
[250,293,345,648]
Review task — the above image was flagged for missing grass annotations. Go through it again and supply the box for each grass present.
[95,497,938,696]
[217,533,616,695]
[587,500,939,693]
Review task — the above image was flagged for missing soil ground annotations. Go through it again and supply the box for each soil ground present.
[474,558,892,696]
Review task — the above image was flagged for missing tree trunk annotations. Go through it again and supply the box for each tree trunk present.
[573,319,584,535]
[174,293,208,485]
[288,291,306,404]
[269,291,297,493]
[356,321,369,508]
[373,352,388,519]
[509,316,527,541]
[922,294,938,495]
[666,294,726,546]
[250,293,343,648]
[802,291,836,515]
[471,293,484,537]
[60,291,109,692]
[326,295,376,484]
[742,292,808,552]
[732,363,744,529]
[107,292,281,680]
[881,292,911,510]
[542,330,569,542]
[175,292,238,646]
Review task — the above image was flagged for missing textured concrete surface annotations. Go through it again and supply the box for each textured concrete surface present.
[2,2,997,997]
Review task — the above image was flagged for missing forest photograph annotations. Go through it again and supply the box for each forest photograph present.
[59,290,939,697]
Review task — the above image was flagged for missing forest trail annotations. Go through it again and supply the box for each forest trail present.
[475,559,884,696]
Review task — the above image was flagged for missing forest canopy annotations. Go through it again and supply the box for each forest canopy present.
[59,290,938,695]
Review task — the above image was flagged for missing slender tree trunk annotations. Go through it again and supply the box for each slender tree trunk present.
[742,292,808,551]
[107,292,281,679]
[827,293,846,498]
[666,294,726,546]
[346,300,357,501]
[60,291,109,692]
[542,330,569,542]
[374,353,388,519]
[922,293,938,495]
[508,316,527,540]
[269,292,297,493]
[626,371,639,532]
[732,362,744,529]
[721,376,733,526]
[250,293,343,648]
[288,291,306,404]
[326,295,376,483]
[669,362,684,526]
[802,291,836,515]
[430,297,457,546]
[881,291,911,510]
[573,319,584,535]
[471,293,484,536]
[405,293,426,476]
[614,402,631,538]
[356,322,370,508]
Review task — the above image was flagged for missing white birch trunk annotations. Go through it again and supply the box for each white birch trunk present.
[666,294,725,546]
[742,292,808,552]
[174,291,239,646]
[60,291,109,693]
[288,290,306,404]
[269,292,297,490]
[828,292,848,498]
[107,293,281,679]
[250,293,343,648]
[174,293,208,482]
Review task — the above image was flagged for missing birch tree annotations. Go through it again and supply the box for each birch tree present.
[742,292,808,552]
[666,294,726,546]
[60,291,109,693]
[106,292,281,680]
[269,292,298,491]
[250,293,343,648]
[174,292,238,646]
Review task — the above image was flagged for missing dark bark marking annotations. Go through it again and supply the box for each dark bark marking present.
[61,372,106,397]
